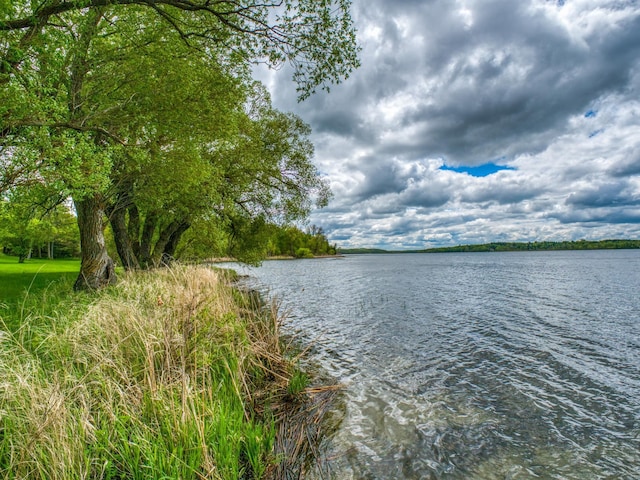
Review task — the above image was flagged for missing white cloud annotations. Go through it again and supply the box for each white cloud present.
[260,0,640,248]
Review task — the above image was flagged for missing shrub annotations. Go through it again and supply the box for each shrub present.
[294,247,313,259]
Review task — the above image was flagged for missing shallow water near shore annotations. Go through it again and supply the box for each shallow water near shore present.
[230,250,640,479]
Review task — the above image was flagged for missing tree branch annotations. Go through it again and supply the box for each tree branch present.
[3,119,127,145]
[1,0,277,33]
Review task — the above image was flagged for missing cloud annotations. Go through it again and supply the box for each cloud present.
[259,0,640,248]
[566,180,640,208]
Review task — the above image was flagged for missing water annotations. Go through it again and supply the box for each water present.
[231,250,640,479]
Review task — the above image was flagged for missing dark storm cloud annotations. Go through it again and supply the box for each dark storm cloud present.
[566,181,640,208]
[392,2,640,163]
[312,110,363,137]
[259,0,640,248]
[551,208,640,225]
[400,186,451,209]
[609,150,640,177]
[348,160,406,200]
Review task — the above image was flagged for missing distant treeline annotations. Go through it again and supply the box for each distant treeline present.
[338,248,391,254]
[423,239,640,252]
[339,239,640,254]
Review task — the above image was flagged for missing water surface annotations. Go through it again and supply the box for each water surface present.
[234,250,640,479]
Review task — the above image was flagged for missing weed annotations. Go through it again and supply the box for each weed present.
[288,369,310,396]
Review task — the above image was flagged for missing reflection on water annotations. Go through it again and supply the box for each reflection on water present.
[231,251,640,479]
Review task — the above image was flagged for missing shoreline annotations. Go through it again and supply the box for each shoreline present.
[207,253,344,263]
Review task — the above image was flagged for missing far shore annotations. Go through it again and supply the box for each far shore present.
[207,254,344,263]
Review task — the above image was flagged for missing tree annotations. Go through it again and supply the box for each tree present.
[0,198,36,262]
[2,7,125,288]
[266,224,335,258]
[0,188,79,262]
[1,0,359,289]
[100,27,249,269]
[99,38,328,269]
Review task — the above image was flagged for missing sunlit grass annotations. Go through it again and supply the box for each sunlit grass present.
[0,264,322,479]
[0,253,80,307]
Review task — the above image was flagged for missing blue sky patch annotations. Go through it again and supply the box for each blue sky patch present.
[585,109,597,118]
[589,129,604,138]
[440,163,516,177]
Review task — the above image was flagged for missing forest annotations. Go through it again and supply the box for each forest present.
[339,239,640,254]
[421,239,640,252]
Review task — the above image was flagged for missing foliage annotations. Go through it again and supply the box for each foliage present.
[1,0,359,288]
[106,73,331,269]
[268,224,337,258]
[0,190,80,262]
[287,369,310,396]
[337,248,389,254]
[176,221,337,263]
[174,216,231,261]
[338,239,640,254]
[294,247,314,259]
[0,0,360,101]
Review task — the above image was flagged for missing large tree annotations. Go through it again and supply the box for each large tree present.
[1,0,359,289]
[97,29,327,270]
[106,88,330,268]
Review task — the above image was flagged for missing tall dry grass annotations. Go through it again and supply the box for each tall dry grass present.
[0,265,335,479]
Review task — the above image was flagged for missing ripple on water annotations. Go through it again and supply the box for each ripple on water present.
[234,252,640,479]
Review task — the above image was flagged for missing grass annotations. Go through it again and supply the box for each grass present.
[0,253,80,307]
[0,264,337,479]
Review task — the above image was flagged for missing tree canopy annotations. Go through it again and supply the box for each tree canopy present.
[1,0,358,288]
[1,0,359,100]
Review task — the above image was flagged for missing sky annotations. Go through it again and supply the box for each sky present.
[259,0,640,249]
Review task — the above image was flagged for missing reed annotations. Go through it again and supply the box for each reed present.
[0,265,336,479]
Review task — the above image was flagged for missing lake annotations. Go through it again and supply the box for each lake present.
[232,250,640,479]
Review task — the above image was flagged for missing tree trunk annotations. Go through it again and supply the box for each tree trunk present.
[128,205,141,258]
[139,213,157,268]
[161,222,190,266]
[151,220,192,267]
[108,205,140,270]
[149,221,180,267]
[70,10,113,291]
[106,183,139,270]
[73,194,116,290]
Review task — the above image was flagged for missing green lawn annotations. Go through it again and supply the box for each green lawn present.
[0,253,80,306]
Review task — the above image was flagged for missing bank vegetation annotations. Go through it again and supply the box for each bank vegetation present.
[0,265,338,479]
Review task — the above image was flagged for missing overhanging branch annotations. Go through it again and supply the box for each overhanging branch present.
[3,120,127,145]
[1,0,278,33]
